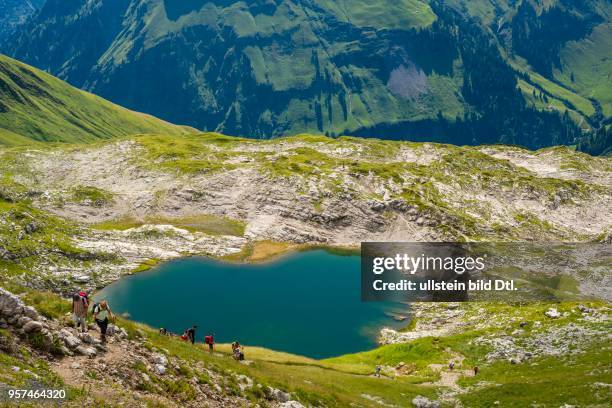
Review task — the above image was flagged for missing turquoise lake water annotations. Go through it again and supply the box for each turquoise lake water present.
[95,250,406,358]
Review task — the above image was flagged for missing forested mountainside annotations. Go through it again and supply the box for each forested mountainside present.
[0,55,193,144]
[2,0,610,150]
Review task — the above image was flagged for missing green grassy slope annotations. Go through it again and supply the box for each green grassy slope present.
[315,0,436,29]
[0,54,194,145]
[557,19,612,116]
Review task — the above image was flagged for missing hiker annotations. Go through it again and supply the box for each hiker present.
[92,300,114,344]
[474,366,479,375]
[449,361,455,371]
[232,342,244,361]
[71,292,88,333]
[375,365,382,378]
[159,327,167,336]
[205,333,214,353]
[186,325,197,344]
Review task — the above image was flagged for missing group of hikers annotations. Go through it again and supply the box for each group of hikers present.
[73,289,244,361]
[74,291,245,360]
[158,325,245,360]
[71,291,114,345]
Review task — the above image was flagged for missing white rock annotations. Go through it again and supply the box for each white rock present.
[280,402,305,408]
[73,275,90,283]
[154,364,166,375]
[545,308,561,319]
[412,395,440,408]
[152,353,168,366]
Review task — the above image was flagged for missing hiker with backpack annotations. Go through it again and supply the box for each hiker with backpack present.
[205,333,214,353]
[71,291,89,333]
[92,300,114,344]
[186,325,197,344]
[231,341,244,361]
[375,365,382,378]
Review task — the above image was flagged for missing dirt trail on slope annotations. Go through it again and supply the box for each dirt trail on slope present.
[423,351,474,391]
[51,331,174,407]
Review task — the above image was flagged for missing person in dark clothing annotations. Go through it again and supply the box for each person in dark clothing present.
[186,325,197,344]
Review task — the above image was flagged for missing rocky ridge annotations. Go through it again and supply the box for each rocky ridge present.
[1,134,610,296]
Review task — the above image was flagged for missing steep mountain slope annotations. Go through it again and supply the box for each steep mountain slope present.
[0,54,193,144]
[3,0,600,148]
[447,0,611,119]
[0,0,44,42]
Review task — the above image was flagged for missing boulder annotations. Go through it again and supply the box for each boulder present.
[24,222,38,234]
[116,327,128,339]
[0,288,25,316]
[22,306,39,320]
[78,332,96,344]
[268,387,290,403]
[22,320,43,333]
[154,364,166,375]
[75,345,97,358]
[16,316,32,328]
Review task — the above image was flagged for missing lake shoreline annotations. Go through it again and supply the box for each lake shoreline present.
[95,249,408,359]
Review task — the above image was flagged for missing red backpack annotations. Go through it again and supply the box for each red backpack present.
[205,335,213,345]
